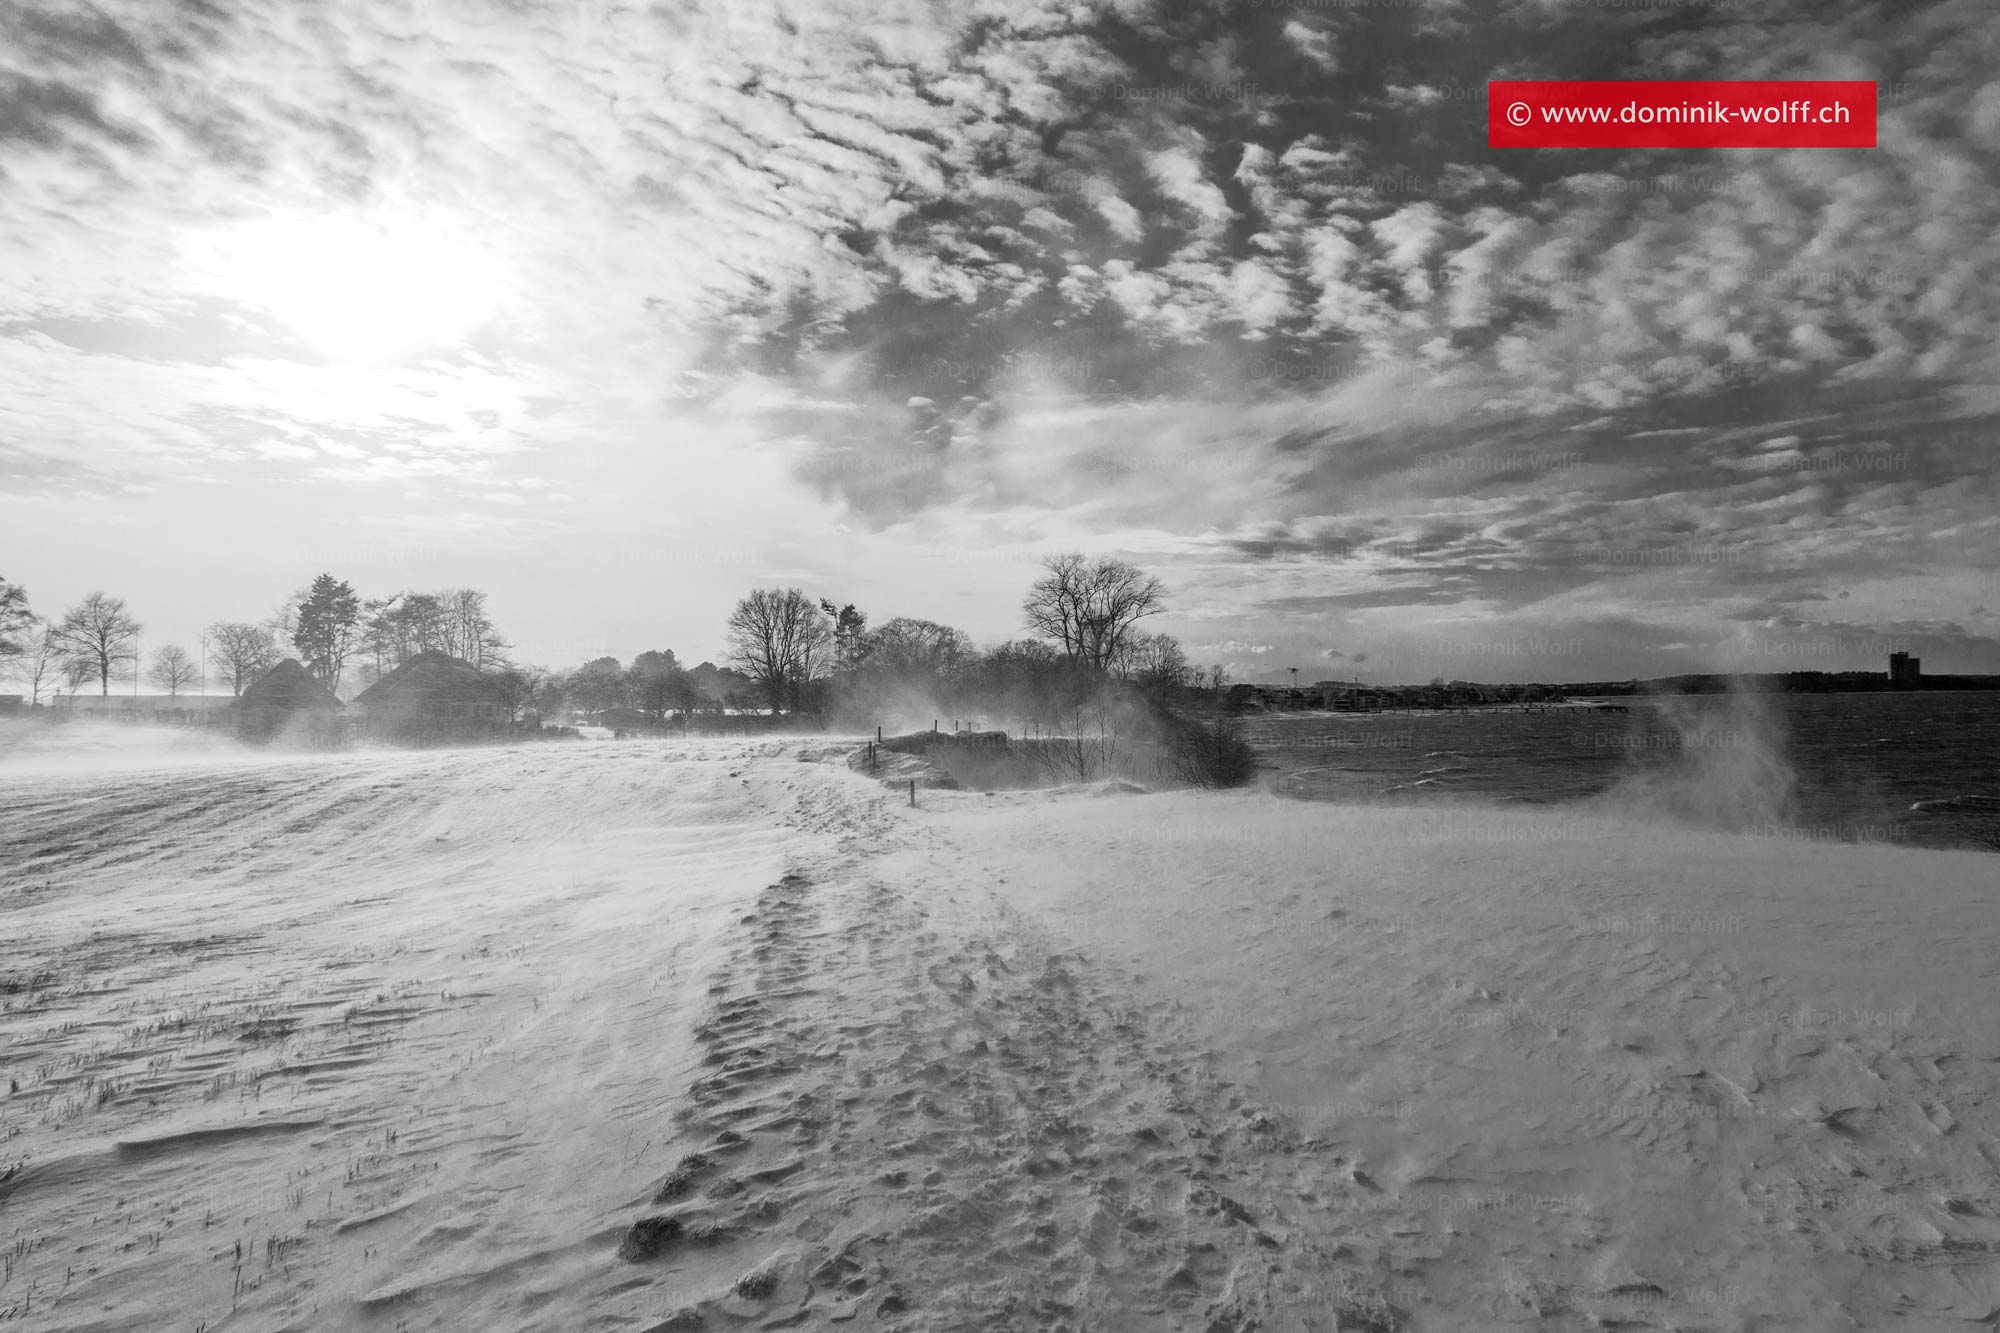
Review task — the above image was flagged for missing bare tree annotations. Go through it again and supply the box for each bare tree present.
[440,588,508,667]
[864,617,972,685]
[265,589,305,646]
[363,589,508,673]
[1022,553,1165,672]
[60,654,94,700]
[18,627,67,705]
[55,592,141,696]
[1028,695,1122,782]
[1164,713,1256,788]
[725,588,831,714]
[148,644,200,696]
[1116,631,1195,688]
[0,576,33,661]
[206,621,280,695]
[489,663,551,724]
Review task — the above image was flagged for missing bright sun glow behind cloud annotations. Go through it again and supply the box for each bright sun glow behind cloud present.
[189,211,510,362]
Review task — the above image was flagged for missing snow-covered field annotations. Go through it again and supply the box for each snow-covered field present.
[2,729,1996,1331]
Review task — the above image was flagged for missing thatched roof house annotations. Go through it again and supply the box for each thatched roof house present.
[353,650,513,740]
[237,659,343,743]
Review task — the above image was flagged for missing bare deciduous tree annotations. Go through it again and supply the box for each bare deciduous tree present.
[490,663,552,724]
[1116,631,1195,688]
[55,592,141,696]
[440,588,509,667]
[61,654,94,699]
[0,576,33,661]
[725,588,831,714]
[148,644,200,696]
[265,589,305,646]
[1028,696,1122,782]
[865,617,972,686]
[18,627,67,705]
[206,621,280,695]
[363,588,509,675]
[1022,553,1166,672]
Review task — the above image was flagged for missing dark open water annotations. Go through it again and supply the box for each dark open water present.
[1245,691,2000,853]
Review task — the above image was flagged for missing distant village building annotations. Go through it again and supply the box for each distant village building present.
[352,650,514,743]
[0,694,22,714]
[237,659,343,744]
[1889,651,1922,687]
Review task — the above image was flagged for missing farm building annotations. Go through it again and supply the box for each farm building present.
[236,659,344,744]
[352,650,514,743]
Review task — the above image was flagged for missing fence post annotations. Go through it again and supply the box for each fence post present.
[876,725,882,742]
[908,779,916,807]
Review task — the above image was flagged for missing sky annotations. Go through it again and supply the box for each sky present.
[3,0,1998,685]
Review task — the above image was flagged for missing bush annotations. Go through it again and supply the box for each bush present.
[1164,713,1257,788]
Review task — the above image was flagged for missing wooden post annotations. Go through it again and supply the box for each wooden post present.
[876,725,882,742]
[908,779,916,807]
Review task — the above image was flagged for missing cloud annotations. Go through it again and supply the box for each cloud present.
[6,0,2000,674]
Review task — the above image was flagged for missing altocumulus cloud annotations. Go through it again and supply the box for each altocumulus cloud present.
[2,0,1999,673]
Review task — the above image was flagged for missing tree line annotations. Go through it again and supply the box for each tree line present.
[714,554,1224,729]
[2,553,1230,730]
[0,573,512,705]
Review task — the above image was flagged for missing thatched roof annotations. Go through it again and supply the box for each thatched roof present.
[241,659,342,711]
[355,651,511,708]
